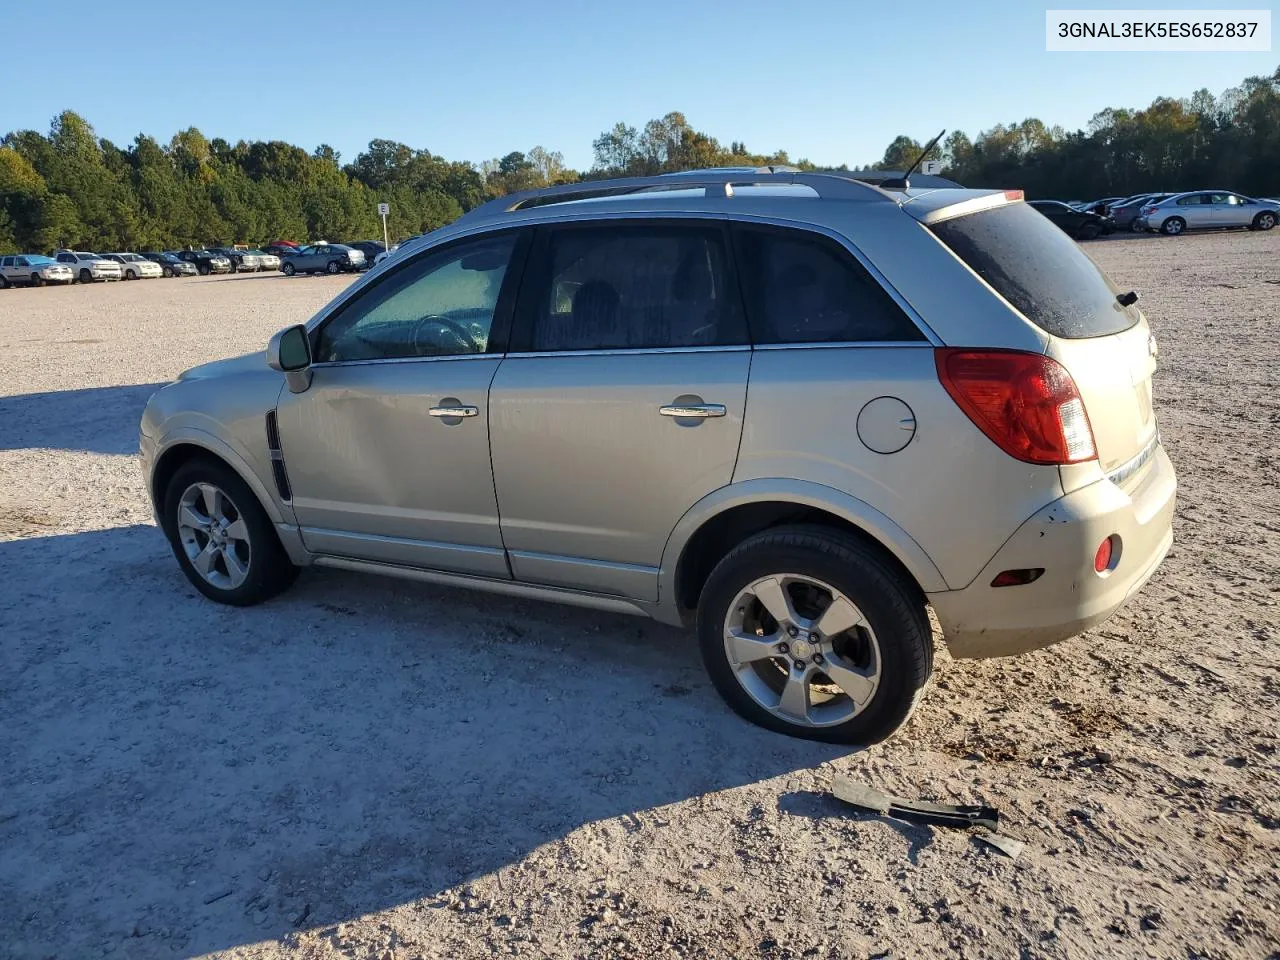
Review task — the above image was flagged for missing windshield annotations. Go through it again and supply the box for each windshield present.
[929,202,1140,340]
[27,255,55,265]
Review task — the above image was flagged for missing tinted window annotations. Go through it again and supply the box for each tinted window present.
[929,201,1140,340]
[316,233,517,363]
[735,226,923,344]
[524,223,744,351]
[1,258,11,267]
[1176,194,1205,206]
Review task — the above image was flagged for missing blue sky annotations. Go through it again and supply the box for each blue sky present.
[2,0,1274,170]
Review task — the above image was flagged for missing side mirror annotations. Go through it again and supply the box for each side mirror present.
[267,324,313,393]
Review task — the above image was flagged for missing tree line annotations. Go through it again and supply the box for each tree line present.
[1,64,1275,253]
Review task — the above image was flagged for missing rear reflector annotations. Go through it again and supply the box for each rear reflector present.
[1003,190,1025,201]
[991,568,1045,587]
[935,349,1097,465]
[1094,537,1114,573]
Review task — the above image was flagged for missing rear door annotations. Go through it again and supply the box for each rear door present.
[927,201,1156,478]
[488,218,750,601]
[1176,193,1213,228]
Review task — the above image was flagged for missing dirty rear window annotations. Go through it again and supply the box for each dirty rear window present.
[928,202,1139,339]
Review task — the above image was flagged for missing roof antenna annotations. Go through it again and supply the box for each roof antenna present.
[879,129,946,191]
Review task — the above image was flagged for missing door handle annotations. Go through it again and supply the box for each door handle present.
[429,404,479,418]
[659,403,726,419]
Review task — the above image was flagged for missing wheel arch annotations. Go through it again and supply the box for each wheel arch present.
[150,431,286,528]
[659,480,947,625]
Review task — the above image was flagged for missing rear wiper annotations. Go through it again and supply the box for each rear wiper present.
[1117,290,1139,307]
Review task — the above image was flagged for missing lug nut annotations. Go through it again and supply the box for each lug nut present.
[813,652,825,665]
[787,625,799,638]
[777,642,789,655]
[793,660,806,671]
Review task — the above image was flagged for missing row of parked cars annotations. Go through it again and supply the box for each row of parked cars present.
[0,247,292,287]
[1032,190,1280,239]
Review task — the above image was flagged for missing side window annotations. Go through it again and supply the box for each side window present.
[1208,193,1230,204]
[734,226,925,344]
[524,223,745,352]
[57,254,71,263]
[15,258,27,266]
[1,258,11,267]
[1176,195,1200,206]
[315,232,518,363]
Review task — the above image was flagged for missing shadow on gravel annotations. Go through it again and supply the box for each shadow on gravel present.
[778,790,932,866]
[0,383,164,454]
[0,525,844,958]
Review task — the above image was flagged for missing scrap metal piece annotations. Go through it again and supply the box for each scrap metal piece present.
[974,830,1026,860]
[831,775,999,831]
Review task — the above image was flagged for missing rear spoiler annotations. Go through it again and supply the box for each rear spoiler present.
[902,189,1025,226]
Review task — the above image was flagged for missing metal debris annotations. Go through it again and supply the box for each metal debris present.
[832,776,999,830]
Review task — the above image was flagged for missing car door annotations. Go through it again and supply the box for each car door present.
[1,257,13,281]
[274,228,530,575]
[1176,193,1212,228]
[1220,194,1252,227]
[488,218,750,602]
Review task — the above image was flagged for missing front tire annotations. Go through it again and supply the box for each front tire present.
[1253,211,1276,231]
[0,274,8,289]
[79,268,92,283]
[1161,217,1185,236]
[282,262,296,276]
[162,457,299,606]
[31,273,45,287]
[198,263,210,276]
[1075,223,1100,241]
[696,525,932,744]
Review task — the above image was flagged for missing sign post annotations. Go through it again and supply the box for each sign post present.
[377,202,390,252]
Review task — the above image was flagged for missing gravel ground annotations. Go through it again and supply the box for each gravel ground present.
[1,235,1277,960]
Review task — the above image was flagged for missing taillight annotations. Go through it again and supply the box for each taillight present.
[935,349,1097,465]
[1141,205,1156,215]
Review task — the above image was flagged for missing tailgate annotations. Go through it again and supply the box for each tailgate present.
[1048,319,1158,476]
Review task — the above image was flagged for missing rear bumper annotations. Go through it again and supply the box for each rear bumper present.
[928,446,1176,658]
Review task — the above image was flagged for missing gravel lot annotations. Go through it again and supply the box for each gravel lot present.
[1,234,1278,960]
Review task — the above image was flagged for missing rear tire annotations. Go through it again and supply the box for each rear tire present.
[1075,223,1101,241]
[0,274,8,289]
[162,457,299,606]
[696,524,932,744]
[1161,217,1185,236]
[326,260,341,274]
[79,268,92,283]
[1129,219,1144,233]
[1253,211,1276,231]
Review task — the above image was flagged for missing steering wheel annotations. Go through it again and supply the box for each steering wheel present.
[410,315,475,356]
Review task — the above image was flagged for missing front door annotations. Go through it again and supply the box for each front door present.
[488,220,750,601]
[275,229,529,576]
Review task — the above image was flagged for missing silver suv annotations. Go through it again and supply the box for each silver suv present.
[140,171,1177,744]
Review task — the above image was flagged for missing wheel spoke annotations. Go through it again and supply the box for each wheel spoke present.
[178,504,207,531]
[814,595,864,638]
[222,545,249,583]
[822,656,878,706]
[223,517,249,543]
[191,542,218,576]
[199,484,221,520]
[752,577,796,627]
[777,669,811,722]
[725,628,779,665]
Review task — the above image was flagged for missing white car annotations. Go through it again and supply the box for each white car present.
[104,253,164,280]
[54,251,123,282]
[0,254,75,287]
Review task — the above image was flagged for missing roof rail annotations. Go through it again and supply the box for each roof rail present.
[459,170,893,223]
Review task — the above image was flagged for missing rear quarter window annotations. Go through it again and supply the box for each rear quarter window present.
[928,202,1139,340]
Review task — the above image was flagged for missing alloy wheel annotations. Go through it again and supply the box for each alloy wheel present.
[722,573,882,728]
[176,482,252,590]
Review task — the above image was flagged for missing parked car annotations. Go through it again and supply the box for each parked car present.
[54,250,123,282]
[343,240,386,267]
[102,253,164,280]
[1109,193,1175,232]
[0,254,75,287]
[279,243,366,275]
[1080,196,1124,216]
[373,245,398,265]
[140,252,199,277]
[140,171,1176,744]
[262,242,300,259]
[243,249,281,272]
[209,247,266,273]
[1137,191,1280,235]
[1028,200,1115,240]
[169,249,232,275]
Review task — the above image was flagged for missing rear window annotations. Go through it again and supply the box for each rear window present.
[928,202,1139,339]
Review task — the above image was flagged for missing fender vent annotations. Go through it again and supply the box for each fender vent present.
[265,410,292,502]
